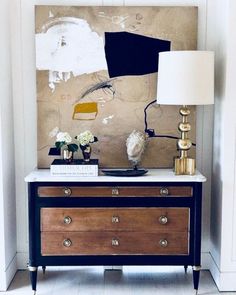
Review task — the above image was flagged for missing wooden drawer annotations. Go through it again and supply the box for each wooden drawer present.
[41,208,189,232]
[41,231,189,255]
[38,186,193,197]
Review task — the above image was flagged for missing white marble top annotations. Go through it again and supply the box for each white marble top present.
[25,169,206,183]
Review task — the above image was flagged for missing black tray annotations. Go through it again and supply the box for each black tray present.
[101,169,148,177]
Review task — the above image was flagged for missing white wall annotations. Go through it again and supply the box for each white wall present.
[0,0,17,290]
[208,0,236,291]
[12,0,213,271]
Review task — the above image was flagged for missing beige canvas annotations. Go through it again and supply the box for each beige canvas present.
[36,6,197,168]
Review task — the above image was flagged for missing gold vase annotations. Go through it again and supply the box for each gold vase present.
[63,148,73,163]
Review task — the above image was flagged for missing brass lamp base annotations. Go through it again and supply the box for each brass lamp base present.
[174,105,195,175]
[174,157,195,175]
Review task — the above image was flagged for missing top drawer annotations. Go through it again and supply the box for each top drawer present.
[38,186,192,198]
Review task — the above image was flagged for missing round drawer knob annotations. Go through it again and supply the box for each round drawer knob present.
[112,238,119,246]
[64,216,72,224]
[159,216,168,225]
[63,239,72,247]
[160,187,169,196]
[112,188,119,195]
[159,239,168,247]
[112,216,120,223]
[64,187,72,196]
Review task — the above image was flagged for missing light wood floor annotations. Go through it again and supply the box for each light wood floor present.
[2,266,236,295]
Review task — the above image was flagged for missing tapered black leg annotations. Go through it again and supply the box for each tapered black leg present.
[42,266,46,274]
[184,265,188,273]
[193,266,201,294]
[29,266,38,294]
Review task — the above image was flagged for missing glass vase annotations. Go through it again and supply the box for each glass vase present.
[80,144,91,162]
[63,148,73,163]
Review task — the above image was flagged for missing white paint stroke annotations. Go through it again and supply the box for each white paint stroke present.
[49,126,59,138]
[36,17,108,91]
[102,115,114,125]
[98,12,129,29]
[48,71,71,92]
[49,11,54,18]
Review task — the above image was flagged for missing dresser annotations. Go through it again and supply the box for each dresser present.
[25,169,206,294]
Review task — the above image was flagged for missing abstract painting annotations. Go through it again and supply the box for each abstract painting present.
[36,6,197,168]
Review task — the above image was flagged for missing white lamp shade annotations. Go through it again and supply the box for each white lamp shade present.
[157,51,214,105]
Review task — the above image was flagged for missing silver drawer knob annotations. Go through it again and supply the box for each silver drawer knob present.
[64,187,72,196]
[64,216,72,224]
[159,216,168,225]
[112,188,119,195]
[112,216,120,223]
[63,239,72,247]
[159,239,168,247]
[112,238,119,246]
[160,187,169,196]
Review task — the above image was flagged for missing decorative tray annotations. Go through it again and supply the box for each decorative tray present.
[101,169,148,177]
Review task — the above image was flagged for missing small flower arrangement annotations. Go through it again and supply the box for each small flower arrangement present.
[49,127,78,161]
[75,130,98,147]
[75,130,98,162]
[54,131,78,153]
[49,128,97,162]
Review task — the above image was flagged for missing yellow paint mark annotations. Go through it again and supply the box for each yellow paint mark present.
[72,102,98,120]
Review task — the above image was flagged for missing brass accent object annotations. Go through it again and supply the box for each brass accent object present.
[192,265,201,271]
[28,266,37,271]
[64,187,72,196]
[63,239,72,247]
[175,105,195,175]
[111,238,119,246]
[112,216,120,223]
[159,239,168,247]
[159,215,168,225]
[160,187,169,196]
[112,188,119,196]
[64,216,72,224]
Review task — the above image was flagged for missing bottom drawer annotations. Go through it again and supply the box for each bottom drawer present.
[41,232,189,256]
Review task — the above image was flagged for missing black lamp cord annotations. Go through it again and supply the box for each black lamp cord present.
[144,100,196,147]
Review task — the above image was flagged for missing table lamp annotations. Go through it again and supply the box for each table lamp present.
[157,51,214,175]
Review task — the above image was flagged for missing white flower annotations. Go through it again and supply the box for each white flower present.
[49,126,60,138]
[56,132,72,143]
[76,130,95,146]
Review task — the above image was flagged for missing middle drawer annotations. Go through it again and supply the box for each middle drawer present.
[41,208,189,232]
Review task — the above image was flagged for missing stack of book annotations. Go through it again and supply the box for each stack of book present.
[50,159,99,176]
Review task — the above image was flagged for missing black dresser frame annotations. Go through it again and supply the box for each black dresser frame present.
[27,181,202,293]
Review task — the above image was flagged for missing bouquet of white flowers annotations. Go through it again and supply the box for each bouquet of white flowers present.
[49,127,79,162]
[75,130,98,147]
[75,130,98,162]
[54,131,78,153]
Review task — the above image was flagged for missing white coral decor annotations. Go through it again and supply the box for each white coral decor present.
[76,130,95,146]
[56,132,72,144]
[126,130,146,165]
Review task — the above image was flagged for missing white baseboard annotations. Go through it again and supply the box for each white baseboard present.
[201,252,211,270]
[208,252,236,291]
[0,254,17,291]
[17,252,29,270]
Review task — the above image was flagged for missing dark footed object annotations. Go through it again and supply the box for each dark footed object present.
[102,169,148,177]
